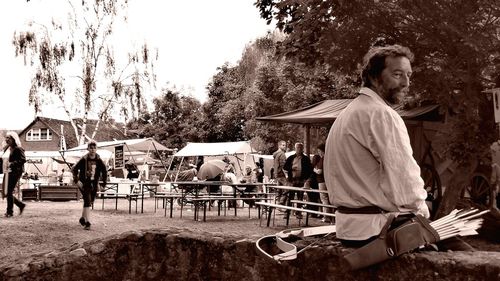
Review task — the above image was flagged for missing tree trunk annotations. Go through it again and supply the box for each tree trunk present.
[434,160,477,219]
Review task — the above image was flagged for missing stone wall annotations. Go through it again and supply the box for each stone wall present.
[1,228,499,281]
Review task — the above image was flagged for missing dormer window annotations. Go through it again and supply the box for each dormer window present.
[26,128,52,141]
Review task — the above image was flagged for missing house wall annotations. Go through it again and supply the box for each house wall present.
[20,122,61,151]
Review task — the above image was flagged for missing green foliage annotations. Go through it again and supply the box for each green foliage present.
[13,0,157,144]
[202,32,344,152]
[255,0,500,165]
[128,87,203,149]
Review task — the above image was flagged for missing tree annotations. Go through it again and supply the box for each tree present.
[202,32,345,153]
[255,0,500,216]
[13,0,157,144]
[202,64,248,142]
[129,87,203,149]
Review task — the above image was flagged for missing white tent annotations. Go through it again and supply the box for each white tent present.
[21,149,113,187]
[174,141,253,157]
[65,138,172,180]
[249,151,296,178]
[170,141,256,180]
[66,138,172,152]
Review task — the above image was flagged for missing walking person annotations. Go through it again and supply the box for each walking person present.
[72,140,107,230]
[313,143,333,223]
[2,132,26,217]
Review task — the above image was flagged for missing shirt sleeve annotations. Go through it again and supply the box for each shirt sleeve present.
[368,109,429,217]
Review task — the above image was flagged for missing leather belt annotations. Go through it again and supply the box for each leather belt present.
[337,206,388,214]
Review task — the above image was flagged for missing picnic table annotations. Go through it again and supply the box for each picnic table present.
[170,181,276,221]
[97,181,140,214]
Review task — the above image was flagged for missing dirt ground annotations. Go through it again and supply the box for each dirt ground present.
[0,197,498,267]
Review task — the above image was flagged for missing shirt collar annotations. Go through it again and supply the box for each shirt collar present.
[359,87,390,106]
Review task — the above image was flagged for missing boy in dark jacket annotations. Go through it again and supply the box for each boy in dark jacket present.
[72,140,107,230]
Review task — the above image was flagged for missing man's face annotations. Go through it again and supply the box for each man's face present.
[279,142,286,151]
[295,144,304,155]
[87,145,97,158]
[373,56,412,105]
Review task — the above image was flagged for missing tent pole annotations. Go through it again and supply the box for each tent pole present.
[304,125,311,157]
[58,150,73,170]
[151,141,170,180]
[233,153,243,176]
[174,157,185,181]
[164,156,174,182]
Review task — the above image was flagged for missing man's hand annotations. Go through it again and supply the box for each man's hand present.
[76,181,83,188]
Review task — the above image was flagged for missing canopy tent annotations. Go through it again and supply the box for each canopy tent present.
[65,138,172,180]
[256,99,441,125]
[66,138,172,152]
[174,141,253,157]
[22,150,112,186]
[169,141,256,181]
[250,151,295,178]
[256,99,443,155]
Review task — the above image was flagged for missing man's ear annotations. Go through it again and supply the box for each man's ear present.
[368,74,379,88]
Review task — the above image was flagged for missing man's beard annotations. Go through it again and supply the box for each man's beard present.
[383,86,408,105]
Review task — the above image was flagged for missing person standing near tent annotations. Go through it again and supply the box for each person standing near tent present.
[2,131,27,217]
[312,143,333,223]
[283,142,313,219]
[273,140,287,206]
[72,140,107,230]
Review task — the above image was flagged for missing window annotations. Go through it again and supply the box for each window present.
[26,128,52,141]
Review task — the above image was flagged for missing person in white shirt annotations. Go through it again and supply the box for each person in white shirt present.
[325,45,475,251]
[324,45,429,247]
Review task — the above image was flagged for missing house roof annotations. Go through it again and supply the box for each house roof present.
[19,116,131,148]
[256,99,442,125]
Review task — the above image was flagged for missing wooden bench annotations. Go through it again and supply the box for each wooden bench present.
[95,191,139,214]
[255,202,336,227]
[290,200,336,225]
[21,188,38,201]
[190,196,276,221]
[190,196,236,221]
[153,193,183,218]
[38,185,80,201]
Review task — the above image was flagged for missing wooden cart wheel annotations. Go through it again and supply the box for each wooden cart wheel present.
[464,173,494,209]
[420,164,442,218]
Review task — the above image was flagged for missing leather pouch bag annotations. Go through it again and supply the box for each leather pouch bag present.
[343,215,440,270]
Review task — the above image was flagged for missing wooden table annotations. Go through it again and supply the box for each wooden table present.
[170,181,230,218]
[139,182,166,213]
[97,181,139,213]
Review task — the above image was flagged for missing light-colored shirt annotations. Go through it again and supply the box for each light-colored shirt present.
[291,155,302,179]
[324,87,429,240]
[273,149,286,178]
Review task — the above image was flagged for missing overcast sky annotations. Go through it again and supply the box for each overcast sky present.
[0,0,273,130]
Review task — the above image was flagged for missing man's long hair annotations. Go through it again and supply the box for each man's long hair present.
[360,45,414,87]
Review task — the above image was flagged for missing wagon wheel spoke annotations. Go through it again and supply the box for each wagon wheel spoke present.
[467,174,493,208]
[472,179,489,197]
